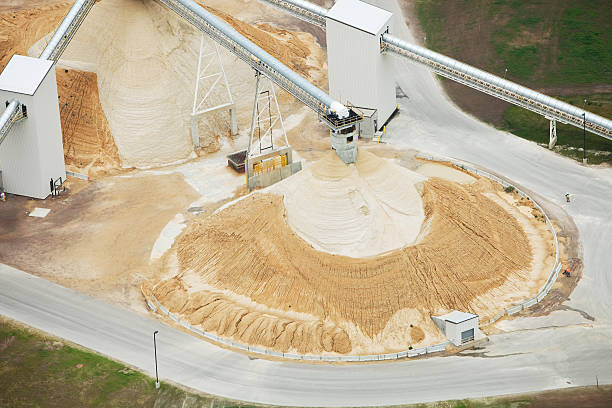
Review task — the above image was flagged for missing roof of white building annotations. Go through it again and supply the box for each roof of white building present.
[0,55,53,95]
[326,0,392,35]
[438,310,478,324]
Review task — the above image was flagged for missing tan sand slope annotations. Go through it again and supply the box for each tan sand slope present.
[25,0,326,168]
[147,153,548,356]
[271,150,426,257]
[57,68,121,176]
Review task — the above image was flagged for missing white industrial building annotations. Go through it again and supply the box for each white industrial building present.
[0,55,65,199]
[432,310,480,346]
[325,0,396,131]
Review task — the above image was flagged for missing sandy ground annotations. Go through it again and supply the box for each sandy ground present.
[144,151,554,356]
[0,2,122,177]
[0,173,199,312]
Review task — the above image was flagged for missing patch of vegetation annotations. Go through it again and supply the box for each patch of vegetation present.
[415,0,611,164]
[2,318,612,407]
[0,318,245,407]
[503,93,612,164]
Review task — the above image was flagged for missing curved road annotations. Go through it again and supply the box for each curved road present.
[2,0,612,406]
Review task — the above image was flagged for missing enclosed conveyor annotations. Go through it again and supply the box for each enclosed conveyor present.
[158,0,360,132]
[256,0,612,141]
[39,0,97,62]
[260,0,327,28]
[0,100,26,146]
[381,34,612,140]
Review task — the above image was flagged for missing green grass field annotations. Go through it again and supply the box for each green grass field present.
[415,0,612,164]
[0,318,249,407]
[2,318,612,407]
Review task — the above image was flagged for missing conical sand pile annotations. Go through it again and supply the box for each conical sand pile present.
[145,152,550,355]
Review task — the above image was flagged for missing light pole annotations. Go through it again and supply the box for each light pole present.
[153,330,160,389]
[503,68,508,79]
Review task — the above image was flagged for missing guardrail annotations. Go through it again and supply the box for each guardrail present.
[416,153,561,325]
[147,155,560,360]
[147,293,450,362]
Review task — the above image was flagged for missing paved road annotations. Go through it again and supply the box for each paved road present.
[1,264,611,407]
[2,0,612,406]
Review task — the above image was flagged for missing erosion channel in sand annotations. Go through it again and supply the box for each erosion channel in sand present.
[144,151,554,356]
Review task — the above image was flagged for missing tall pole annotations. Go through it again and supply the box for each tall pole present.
[583,112,587,164]
[153,330,160,389]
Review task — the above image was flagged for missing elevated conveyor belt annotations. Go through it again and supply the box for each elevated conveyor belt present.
[381,34,612,140]
[1,0,95,144]
[158,0,360,131]
[0,100,25,146]
[260,0,326,28]
[256,0,612,140]
[39,0,96,62]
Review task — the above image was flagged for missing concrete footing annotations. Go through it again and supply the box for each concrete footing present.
[331,132,357,164]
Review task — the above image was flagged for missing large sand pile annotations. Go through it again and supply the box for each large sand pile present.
[145,152,554,355]
[25,0,326,168]
[270,151,426,257]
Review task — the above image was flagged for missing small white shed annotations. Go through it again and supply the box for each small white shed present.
[325,0,396,130]
[432,310,480,346]
[0,55,65,199]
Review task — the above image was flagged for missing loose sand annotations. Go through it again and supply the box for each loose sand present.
[270,150,426,257]
[24,0,326,168]
[57,68,121,176]
[146,152,554,356]
[1,2,121,177]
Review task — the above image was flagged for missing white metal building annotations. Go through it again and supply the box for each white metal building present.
[0,55,65,199]
[431,310,480,346]
[325,0,396,130]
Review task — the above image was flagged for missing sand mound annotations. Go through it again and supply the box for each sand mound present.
[270,150,426,257]
[147,154,547,355]
[23,0,325,168]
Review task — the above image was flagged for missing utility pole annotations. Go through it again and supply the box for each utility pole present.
[153,330,160,389]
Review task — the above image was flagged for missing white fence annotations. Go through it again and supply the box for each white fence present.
[147,154,560,361]
[148,294,450,362]
[416,154,561,325]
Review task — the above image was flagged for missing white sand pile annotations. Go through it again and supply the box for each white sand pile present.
[269,150,426,257]
[28,0,256,167]
[29,0,196,167]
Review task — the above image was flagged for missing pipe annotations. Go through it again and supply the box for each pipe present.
[165,0,349,118]
[0,100,21,146]
[39,0,94,61]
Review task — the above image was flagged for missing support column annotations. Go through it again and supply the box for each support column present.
[548,119,557,149]
[191,116,199,148]
[229,107,238,136]
[191,34,236,150]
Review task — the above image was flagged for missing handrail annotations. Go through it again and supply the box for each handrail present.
[382,34,612,140]
[254,0,612,140]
